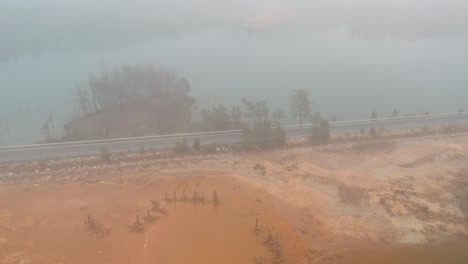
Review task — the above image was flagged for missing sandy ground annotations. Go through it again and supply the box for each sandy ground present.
[1,133,468,263]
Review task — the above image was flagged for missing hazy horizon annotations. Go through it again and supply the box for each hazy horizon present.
[1,0,468,145]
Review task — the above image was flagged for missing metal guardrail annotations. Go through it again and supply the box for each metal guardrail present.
[1,112,468,162]
[1,112,466,151]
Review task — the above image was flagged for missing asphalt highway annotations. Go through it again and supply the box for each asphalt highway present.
[1,112,467,162]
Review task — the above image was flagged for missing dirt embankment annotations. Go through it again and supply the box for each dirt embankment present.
[1,134,468,263]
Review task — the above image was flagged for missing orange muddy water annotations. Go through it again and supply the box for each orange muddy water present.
[339,243,468,264]
[0,174,309,264]
[143,194,270,263]
[0,173,466,264]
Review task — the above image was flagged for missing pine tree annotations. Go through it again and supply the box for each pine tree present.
[290,89,312,126]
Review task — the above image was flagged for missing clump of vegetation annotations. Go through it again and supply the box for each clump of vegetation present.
[180,190,189,202]
[239,99,286,150]
[272,124,286,147]
[310,120,330,142]
[84,214,110,238]
[191,190,207,205]
[242,120,286,150]
[151,200,168,215]
[369,126,377,137]
[193,137,201,151]
[129,214,144,233]
[173,138,189,154]
[144,210,158,223]
[67,64,196,140]
[253,163,267,175]
[200,104,232,131]
[263,230,283,264]
[100,145,111,162]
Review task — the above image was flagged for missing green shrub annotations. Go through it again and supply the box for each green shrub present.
[272,125,286,147]
[311,120,330,142]
[241,119,286,151]
[241,127,255,151]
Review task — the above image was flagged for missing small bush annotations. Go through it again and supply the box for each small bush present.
[311,120,330,142]
[193,137,201,151]
[174,138,189,154]
[84,214,110,238]
[369,126,377,137]
[272,125,286,147]
[100,145,111,162]
[241,120,286,151]
[241,127,255,151]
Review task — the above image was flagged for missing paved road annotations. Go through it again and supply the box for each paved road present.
[1,112,467,162]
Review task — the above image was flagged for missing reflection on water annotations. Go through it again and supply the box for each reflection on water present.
[142,181,307,264]
[143,200,271,264]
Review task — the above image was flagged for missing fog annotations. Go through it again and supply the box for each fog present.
[1,0,468,145]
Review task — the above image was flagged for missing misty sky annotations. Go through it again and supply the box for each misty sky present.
[1,0,468,145]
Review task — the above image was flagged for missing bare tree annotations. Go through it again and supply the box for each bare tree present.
[75,83,91,116]
[40,121,51,141]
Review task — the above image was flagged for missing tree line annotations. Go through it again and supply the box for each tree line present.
[74,64,194,115]
[63,64,196,141]
[46,63,444,145]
